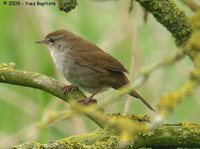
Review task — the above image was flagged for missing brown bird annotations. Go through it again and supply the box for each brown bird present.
[36,30,155,112]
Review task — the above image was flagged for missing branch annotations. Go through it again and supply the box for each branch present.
[0,63,112,129]
[137,50,185,86]
[12,122,200,148]
[0,63,85,102]
[135,0,192,46]
[1,65,199,148]
[156,79,197,121]
[0,63,128,128]
[98,50,185,108]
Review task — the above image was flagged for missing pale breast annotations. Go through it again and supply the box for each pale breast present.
[48,46,73,75]
[48,46,109,93]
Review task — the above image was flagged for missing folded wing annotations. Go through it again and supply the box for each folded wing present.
[70,39,128,73]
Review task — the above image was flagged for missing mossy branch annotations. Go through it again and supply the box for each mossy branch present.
[1,65,200,148]
[12,122,200,148]
[0,63,148,129]
[0,63,111,128]
[135,0,192,46]
[0,63,85,102]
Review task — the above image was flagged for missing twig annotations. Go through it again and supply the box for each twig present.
[100,50,185,108]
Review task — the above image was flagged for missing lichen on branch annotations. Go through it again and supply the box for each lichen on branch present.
[136,0,192,46]
[0,63,85,102]
[12,122,200,148]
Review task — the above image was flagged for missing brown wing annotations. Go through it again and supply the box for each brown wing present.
[70,39,128,73]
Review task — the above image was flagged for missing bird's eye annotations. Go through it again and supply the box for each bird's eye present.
[49,38,54,43]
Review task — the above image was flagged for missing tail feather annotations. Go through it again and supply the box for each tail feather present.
[130,90,156,112]
[110,72,155,112]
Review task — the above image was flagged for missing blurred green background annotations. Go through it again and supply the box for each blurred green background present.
[0,0,199,148]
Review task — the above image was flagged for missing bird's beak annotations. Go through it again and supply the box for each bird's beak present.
[35,39,48,44]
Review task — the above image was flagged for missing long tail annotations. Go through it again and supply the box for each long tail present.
[130,90,156,112]
[111,72,155,112]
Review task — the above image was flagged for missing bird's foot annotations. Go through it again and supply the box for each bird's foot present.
[62,85,77,96]
[79,97,97,106]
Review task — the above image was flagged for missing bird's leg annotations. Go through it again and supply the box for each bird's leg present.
[79,87,101,106]
[62,85,77,96]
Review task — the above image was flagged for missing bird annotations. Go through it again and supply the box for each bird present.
[35,30,155,112]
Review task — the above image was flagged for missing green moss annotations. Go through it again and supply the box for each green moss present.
[0,62,15,69]
[136,0,192,46]
[61,127,117,146]
[157,80,196,114]
[51,127,118,148]
[12,142,42,149]
[57,0,78,13]
[110,113,150,122]
[90,137,118,149]
[10,123,200,148]
[181,122,200,135]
